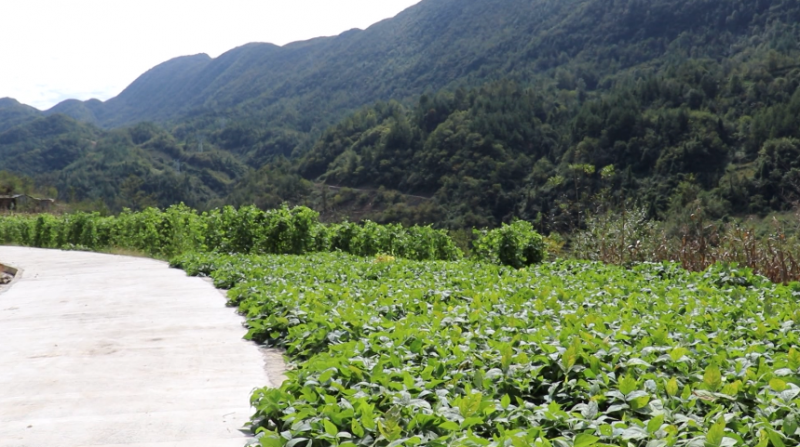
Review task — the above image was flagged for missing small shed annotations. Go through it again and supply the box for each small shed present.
[17,194,55,212]
[0,195,21,210]
[0,194,56,212]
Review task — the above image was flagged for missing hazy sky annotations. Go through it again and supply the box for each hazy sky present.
[0,0,422,110]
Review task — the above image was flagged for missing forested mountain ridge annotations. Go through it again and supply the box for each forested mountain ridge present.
[22,0,799,134]
[276,0,800,228]
[0,115,247,210]
[0,98,41,134]
[3,0,800,226]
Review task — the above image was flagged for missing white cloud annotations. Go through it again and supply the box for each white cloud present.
[0,0,421,110]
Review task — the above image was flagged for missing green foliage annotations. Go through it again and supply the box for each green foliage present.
[0,170,56,199]
[0,116,248,212]
[754,138,800,209]
[472,220,544,267]
[318,220,462,261]
[0,205,462,261]
[171,252,800,446]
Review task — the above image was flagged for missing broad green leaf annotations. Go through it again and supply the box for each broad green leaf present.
[670,347,689,362]
[766,428,786,447]
[378,419,402,442]
[606,404,629,413]
[361,411,376,430]
[462,417,484,429]
[500,344,514,370]
[648,414,665,433]
[769,378,787,392]
[351,419,365,437]
[783,414,798,437]
[563,345,579,372]
[630,394,651,411]
[705,418,725,446]
[573,433,600,447]
[788,348,800,371]
[666,377,679,397]
[681,384,692,401]
[720,380,742,396]
[439,421,460,431]
[404,371,416,389]
[459,392,483,418]
[501,394,511,410]
[619,375,638,396]
[259,435,284,447]
[319,369,335,383]
[703,365,722,392]
[324,419,339,437]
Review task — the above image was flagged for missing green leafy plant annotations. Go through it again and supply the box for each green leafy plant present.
[472,220,545,267]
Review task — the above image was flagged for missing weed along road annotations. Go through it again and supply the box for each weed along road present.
[0,247,278,447]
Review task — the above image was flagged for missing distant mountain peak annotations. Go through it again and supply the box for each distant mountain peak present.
[0,98,24,109]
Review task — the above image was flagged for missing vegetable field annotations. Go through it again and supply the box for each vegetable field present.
[2,206,798,445]
[173,252,800,447]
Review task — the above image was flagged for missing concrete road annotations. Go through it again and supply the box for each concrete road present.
[0,247,281,447]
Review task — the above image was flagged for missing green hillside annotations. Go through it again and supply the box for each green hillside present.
[2,0,800,225]
[0,98,41,133]
[0,115,248,210]
[48,0,800,133]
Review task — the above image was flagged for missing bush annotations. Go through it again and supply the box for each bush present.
[472,220,544,267]
[0,204,463,261]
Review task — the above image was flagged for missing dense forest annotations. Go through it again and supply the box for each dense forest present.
[2,0,800,229]
[240,54,800,230]
[0,116,247,210]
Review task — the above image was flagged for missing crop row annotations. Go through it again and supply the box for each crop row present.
[0,205,545,266]
[0,205,462,260]
[172,252,800,447]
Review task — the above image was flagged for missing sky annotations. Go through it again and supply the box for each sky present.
[0,0,422,111]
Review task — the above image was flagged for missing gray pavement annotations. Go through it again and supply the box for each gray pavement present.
[0,247,282,447]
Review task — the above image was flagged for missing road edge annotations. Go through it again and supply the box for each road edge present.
[0,261,22,294]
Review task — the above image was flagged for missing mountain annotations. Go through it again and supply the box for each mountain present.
[3,0,800,226]
[263,0,800,227]
[48,0,798,132]
[0,115,248,210]
[44,99,105,126]
[0,98,41,133]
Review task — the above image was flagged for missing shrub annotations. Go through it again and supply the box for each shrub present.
[472,220,544,267]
